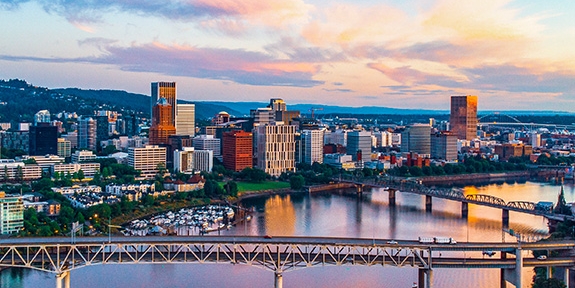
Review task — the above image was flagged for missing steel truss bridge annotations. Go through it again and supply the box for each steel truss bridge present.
[345,176,575,222]
[1,236,574,288]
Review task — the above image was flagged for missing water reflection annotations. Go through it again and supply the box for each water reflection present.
[5,181,572,288]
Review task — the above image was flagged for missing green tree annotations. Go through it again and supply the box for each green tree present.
[224,181,239,197]
[77,169,85,181]
[289,175,305,190]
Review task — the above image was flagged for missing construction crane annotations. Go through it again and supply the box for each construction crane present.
[309,107,323,119]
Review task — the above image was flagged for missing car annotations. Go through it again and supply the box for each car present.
[264,235,273,239]
[537,255,547,260]
[386,240,398,245]
[482,250,496,257]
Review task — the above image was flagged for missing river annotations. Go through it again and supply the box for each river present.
[2,180,574,288]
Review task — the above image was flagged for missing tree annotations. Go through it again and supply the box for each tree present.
[289,175,305,190]
[77,169,85,181]
[532,277,566,288]
[223,181,238,197]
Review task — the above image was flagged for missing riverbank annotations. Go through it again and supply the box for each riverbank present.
[418,170,563,186]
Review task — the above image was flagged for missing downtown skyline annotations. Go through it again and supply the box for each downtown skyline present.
[1,0,575,111]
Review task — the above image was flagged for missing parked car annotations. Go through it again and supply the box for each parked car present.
[537,255,547,260]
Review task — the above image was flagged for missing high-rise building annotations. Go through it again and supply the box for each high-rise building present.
[128,145,166,179]
[34,110,50,125]
[176,104,195,136]
[57,138,71,158]
[431,132,458,161]
[193,134,221,161]
[255,124,296,176]
[78,116,96,151]
[530,132,541,148]
[268,98,287,111]
[347,131,372,161]
[450,95,478,140]
[222,130,253,172]
[251,108,275,126]
[71,150,97,163]
[29,123,58,156]
[173,147,194,174]
[301,130,324,164]
[401,124,431,155]
[193,150,213,172]
[149,98,176,145]
[151,82,176,126]
[96,115,109,147]
[0,193,24,235]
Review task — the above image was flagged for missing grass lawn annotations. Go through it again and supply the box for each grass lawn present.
[219,181,290,192]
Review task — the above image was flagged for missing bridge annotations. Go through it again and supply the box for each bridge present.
[1,236,574,288]
[339,175,575,224]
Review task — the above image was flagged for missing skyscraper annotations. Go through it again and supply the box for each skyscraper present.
[301,130,324,164]
[34,110,50,125]
[151,82,176,126]
[401,124,431,155]
[78,116,96,151]
[256,124,296,176]
[176,104,195,136]
[149,98,176,145]
[29,123,58,156]
[347,131,372,161]
[450,95,477,140]
[222,130,253,172]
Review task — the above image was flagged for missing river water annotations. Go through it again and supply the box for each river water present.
[2,180,574,288]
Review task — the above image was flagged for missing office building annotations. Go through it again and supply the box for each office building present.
[96,115,109,146]
[78,116,97,151]
[255,124,296,176]
[29,123,58,156]
[0,193,24,234]
[347,131,372,161]
[64,132,78,149]
[450,95,478,140]
[193,150,213,172]
[151,82,176,126]
[222,130,253,172]
[401,124,431,155]
[193,134,221,161]
[1,131,29,153]
[301,130,324,164]
[34,110,50,125]
[494,143,533,161]
[57,138,71,158]
[0,159,43,182]
[176,104,195,136]
[173,147,195,174]
[530,132,541,148]
[128,145,167,179]
[431,132,458,161]
[149,98,176,145]
[212,111,230,125]
[71,150,97,163]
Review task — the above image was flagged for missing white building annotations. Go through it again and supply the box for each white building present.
[0,193,23,234]
[71,150,97,163]
[193,150,213,172]
[374,131,393,147]
[174,147,195,174]
[57,138,71,158]
[52,163,100,177]
[193,134,221,160]
[256,124,296,176]
[0,160,43,181]
[301,130,324,164]
[324,130,348,146]
[128,145,166,179]
[530,132,541,148]
[176,104,195,136]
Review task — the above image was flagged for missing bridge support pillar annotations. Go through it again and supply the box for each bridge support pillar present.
[356,184,363,194]
[425,195,432,212]
[426,269,434,288]
[502,209,509,228]
[55,271,70,288]
[515,248,522,288]
[274,272,283,288]
[418,269,425,288]
[389,189,396,207]
[461,202,468,219]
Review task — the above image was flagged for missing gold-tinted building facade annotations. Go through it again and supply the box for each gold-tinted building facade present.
[151,82,176,126]
[149,98,176,145]
[450,95,477,140]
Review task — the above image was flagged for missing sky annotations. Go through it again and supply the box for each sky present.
[1,0,575,111]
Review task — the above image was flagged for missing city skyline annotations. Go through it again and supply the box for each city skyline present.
[1,0,575,111]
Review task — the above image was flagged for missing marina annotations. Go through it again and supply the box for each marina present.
[123,205,235,236]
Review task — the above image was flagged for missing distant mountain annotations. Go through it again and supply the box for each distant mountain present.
[53,88,242,120]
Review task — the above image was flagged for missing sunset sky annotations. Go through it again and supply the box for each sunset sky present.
[1,0,574,111]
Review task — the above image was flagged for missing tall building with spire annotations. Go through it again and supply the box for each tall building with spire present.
[151,82,176,126]
[450,95,477,140]
[149,98,176,145]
